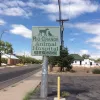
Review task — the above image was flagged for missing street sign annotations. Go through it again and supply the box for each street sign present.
[32,26,60,56]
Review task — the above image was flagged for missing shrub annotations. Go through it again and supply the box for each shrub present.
[16,63,24,66]
[1,58,7,64]
[92,69,100,74]
[61,91,70,97]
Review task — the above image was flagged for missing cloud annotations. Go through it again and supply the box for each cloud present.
[10,24,32,38]
[91,53,100,59]
[69,38,75,42]
[66,22,100,50]
[80,49,89,55]
[16,51,42,60]
[78,49,100,59]
[0,7,32,17]
[73,33,79,36]
[0,0,99,19]
[0,19,6,25]
[73,23,100,36]
[38,0,99,20]
[0,0,35,17]
[87,36,100,43]
[71,33,79,36]
[92,44,100,50]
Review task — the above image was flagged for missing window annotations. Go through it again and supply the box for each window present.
[75,61,77,63]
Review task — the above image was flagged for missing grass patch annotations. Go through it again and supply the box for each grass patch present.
[16,63,24,66]
[11,84,17,87]
[61,91,70,97]
[92,68,100,74]
[23,86,39,100]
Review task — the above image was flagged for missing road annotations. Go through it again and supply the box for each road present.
[0,64,41,90]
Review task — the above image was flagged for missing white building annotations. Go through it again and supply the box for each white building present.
[71,54,97,67]
[72,59,97,67]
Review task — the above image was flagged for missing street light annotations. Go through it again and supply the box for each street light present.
[0,30,8,66]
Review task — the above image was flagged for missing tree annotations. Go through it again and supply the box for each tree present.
[0,41,13,54]
[95,58,100,63]
[48,48,74,72]
[82,54,90,59]
[0,41,13,66]
[16,55,42,64]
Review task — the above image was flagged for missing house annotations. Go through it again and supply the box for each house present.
[81,59,96,67]
[2,54,19,65]
[71,54,83,66]
[71,54,97,67]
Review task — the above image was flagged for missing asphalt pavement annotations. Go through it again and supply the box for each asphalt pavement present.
[0,64,41,89]
[0,64,40,74]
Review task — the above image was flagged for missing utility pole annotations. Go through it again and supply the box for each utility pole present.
[57,0,69,50]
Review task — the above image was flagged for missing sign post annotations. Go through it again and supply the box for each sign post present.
[32,26,60,98]
[40,56,48,98]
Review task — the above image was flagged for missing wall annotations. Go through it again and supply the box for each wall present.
[8,59,19,65]
[81,59,96,67]
[72,59,97,67]
[72,60,81,67]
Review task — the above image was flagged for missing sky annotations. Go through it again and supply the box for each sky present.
[0,0,100,59]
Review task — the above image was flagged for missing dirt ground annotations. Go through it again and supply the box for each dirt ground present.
[72,66,100,73]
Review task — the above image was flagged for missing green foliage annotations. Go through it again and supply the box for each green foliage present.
[61,91,70,97]
[48,48,74,71]
[23,87,39,100]
[82,54,90,59]
[95,58,100,63]
[1,58,7,64]
[16,55,42,64]
[16,63,24,66]
[92,69,100,74]
[0,40,13,54]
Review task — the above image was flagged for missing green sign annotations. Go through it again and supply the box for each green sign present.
[31,26,60,56]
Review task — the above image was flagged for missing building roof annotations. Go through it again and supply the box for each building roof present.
[2,54,19,59]
[70,54,83,61]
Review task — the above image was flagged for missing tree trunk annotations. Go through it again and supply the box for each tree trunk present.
[60,67,63,72]
[60,67,64,72]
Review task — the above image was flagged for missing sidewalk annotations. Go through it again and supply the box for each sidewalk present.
[0,71,41,100]
[0,67,5,69]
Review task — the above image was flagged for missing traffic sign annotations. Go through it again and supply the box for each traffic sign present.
[31,26,60,56]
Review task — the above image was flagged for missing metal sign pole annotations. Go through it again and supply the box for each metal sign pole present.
[40,56,48,98]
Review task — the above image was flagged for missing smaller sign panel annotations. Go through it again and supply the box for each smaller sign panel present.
[31,26,60,56]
